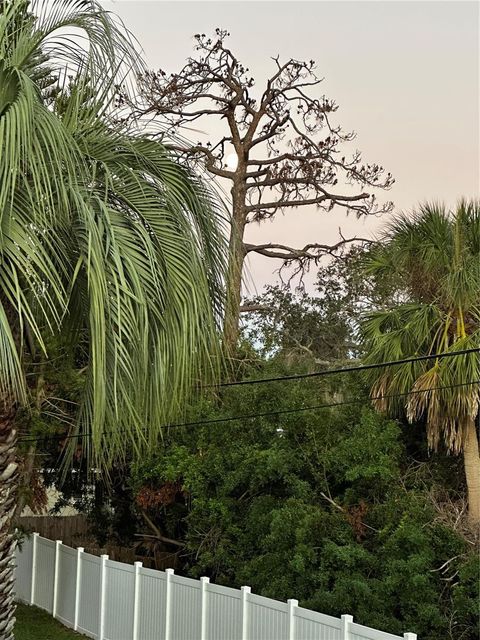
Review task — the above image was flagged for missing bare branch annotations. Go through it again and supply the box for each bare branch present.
[245,236,372,261]
[169,144,235,179]
[139,509,185,547]
[246,192,369,214]
[239,304,276,313]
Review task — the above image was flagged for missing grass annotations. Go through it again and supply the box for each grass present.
[15,604,85,640]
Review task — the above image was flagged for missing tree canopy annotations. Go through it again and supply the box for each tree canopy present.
[0,0,227,466]
[134,29,394,349]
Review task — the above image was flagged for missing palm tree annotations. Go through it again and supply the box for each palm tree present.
[360,201,480,525]
[0,1,226,637]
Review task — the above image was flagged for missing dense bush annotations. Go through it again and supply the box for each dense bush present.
[130,359,478,640]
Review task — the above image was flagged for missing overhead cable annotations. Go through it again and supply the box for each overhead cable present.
[16,378,480,444]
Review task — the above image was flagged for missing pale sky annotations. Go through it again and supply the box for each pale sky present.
[102,1,479,293]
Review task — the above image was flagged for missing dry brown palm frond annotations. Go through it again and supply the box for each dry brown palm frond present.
[406,367,439,423]
[407,369,478,453]
[433,416,460,453]
[370,375,391,413]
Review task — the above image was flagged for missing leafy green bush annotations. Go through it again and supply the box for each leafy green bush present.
[130,360,478,639]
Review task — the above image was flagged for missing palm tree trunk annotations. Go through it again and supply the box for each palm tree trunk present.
[0,405,18,640]
[464,416,480,525]
[13,443,36,522]
[13,366,42,523]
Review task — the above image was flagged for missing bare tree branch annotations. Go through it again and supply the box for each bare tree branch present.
[245,236,372,261]
[239,304,276,313]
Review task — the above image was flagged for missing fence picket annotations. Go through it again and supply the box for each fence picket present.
[288,599,298,640]
[52,539,62,618]
[241,585,251,640]
[29,532,39,606]
[165,567,174,640]
[98,554,108,640]
[200,576,210,640]
[73,546,83,631]
[132,561,142,640]
[342,614,353,640]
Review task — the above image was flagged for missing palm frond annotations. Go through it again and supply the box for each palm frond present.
[0,0,227,470]
[360,201,480,453]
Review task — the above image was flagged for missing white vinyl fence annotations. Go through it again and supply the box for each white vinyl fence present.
[15,533,417,640]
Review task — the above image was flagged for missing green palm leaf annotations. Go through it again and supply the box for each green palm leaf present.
[0,0,227,466]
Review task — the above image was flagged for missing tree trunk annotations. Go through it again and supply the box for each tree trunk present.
[13,368,42,522]
[0,405,18,640]
[222,182,247,354]
[464,416,480,526]
[13,444,36,522]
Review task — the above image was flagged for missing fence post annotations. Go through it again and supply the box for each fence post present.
[200,576,209,640]
[30,532,39,605]
[98,554,109,640]
[241,585,251,640]
[341,614,353,640]
[52,539,62,617]
[404,634,417,640]
[73,547,84,632]
[132,561,142,640]
[288,599,298,640]
[165,568,174,640]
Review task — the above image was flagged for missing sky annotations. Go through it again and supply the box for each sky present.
[102,0,479,294]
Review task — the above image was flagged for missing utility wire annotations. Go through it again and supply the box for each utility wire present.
[16,378,480,445]
[214,348,480,388]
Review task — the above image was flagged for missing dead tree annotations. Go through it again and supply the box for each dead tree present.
[134,30,394,351]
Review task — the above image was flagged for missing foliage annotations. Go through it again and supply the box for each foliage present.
[0,5,226,633]
[242,285,353,361]
[4,3,477,638]
[242,245,399,361]
[360,201,480,453]
[129,357,478,640]
[359,202,480,528]
[39,238,478,638]
[0,0,227,468]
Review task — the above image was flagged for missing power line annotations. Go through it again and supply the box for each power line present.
[16,378,480,445]
[214,348,480,388]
